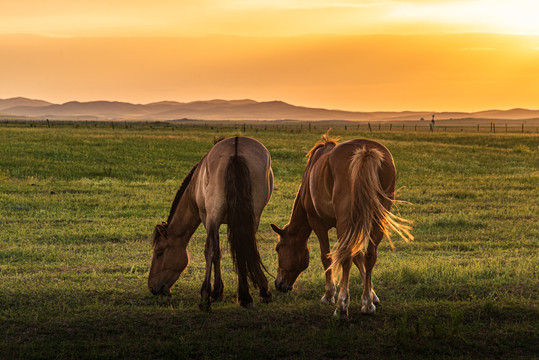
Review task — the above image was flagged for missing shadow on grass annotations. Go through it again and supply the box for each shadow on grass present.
[2,286,537,360]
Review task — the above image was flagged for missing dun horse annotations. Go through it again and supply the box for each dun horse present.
[271,132,413,318]
[148,136,273,309]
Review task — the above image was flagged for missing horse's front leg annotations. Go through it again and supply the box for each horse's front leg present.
[199,226,218,311]
[333,256,352,319]
[257,274,273,304]
[312,225,335,305]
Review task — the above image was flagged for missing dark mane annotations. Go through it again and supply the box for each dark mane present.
[305,130,340,162]
[166,163,198,224]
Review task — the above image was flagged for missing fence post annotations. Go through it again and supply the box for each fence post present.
[522,124,524,133]
[368,123,372,132]
[389,124,392,131]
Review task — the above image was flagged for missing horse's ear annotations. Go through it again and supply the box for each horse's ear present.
[150,222,168,245]
[156,222,168,236]
[270,223,284,236]
[150,222,168,246]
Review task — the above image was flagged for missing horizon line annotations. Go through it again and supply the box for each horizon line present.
[1,96,538,114]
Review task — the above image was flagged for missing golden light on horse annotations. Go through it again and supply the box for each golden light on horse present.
[148,136,274,309]
[271,131,413,318]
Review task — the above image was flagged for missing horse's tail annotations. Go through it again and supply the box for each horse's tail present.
[329,146,413,283]
[225,137,266,288]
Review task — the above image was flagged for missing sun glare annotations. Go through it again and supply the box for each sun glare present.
[390,0,539,35]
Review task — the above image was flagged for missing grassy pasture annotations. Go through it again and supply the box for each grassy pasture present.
[0,125,537,359]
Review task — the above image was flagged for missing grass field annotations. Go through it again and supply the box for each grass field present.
[1,125,537,359]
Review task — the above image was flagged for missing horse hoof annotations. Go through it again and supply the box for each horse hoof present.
[361,303,376,315]
[211,291,223,302]
[238,295,254,308]
[333,308,348,320]
[372,292,380,305]
[321,295,335,305]
[241,302,255,309]
[260,293,273,304]
[199,299,212,312]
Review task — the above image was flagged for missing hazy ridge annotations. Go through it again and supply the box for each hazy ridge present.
[1,97,538,121]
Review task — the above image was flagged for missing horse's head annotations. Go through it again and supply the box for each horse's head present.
[270,223,310,292]
[148,222,188,296]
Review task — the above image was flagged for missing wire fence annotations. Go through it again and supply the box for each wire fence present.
[0,118,537,134]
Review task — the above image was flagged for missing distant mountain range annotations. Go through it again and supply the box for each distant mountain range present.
[1,97,538,121]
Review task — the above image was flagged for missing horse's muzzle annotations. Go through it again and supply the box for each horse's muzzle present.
[149,284,171,296]
[274,278,293,292]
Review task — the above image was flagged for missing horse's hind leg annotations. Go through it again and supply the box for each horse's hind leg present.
[353,253,379,306]
[236,269,254,308]
[333,256,352,320]
[252,217,272,303]
[211,234,224,302]
[359,226,382,315]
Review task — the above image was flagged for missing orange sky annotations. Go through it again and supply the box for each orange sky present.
[1,0,538,111]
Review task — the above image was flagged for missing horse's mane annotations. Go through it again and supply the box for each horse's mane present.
[166,163,198,224]
[305,130,340,162]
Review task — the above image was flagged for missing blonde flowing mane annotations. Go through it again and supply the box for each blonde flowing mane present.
[306,130,340,162]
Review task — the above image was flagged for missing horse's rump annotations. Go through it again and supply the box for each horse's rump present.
[328,142,413,282]
[225,138,267,288]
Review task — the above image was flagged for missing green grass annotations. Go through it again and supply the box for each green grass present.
[1,125,538,359]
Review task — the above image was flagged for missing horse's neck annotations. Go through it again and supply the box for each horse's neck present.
[287,186,312,242]
[287,150,330,242]
[167,189,201,247]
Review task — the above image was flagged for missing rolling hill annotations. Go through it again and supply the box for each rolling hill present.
[1,97,538,121]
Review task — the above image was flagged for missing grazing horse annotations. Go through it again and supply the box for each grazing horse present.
[148,136,274,309]
[271,132,412,318]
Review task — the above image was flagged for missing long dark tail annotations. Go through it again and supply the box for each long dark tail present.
[329,146,413,283]
[225,137,266,288]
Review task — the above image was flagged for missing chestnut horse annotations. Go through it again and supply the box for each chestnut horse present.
[148,136,273,309]
[271,133,412,318]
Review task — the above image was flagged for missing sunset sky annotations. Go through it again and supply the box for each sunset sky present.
[1,0,538,111]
